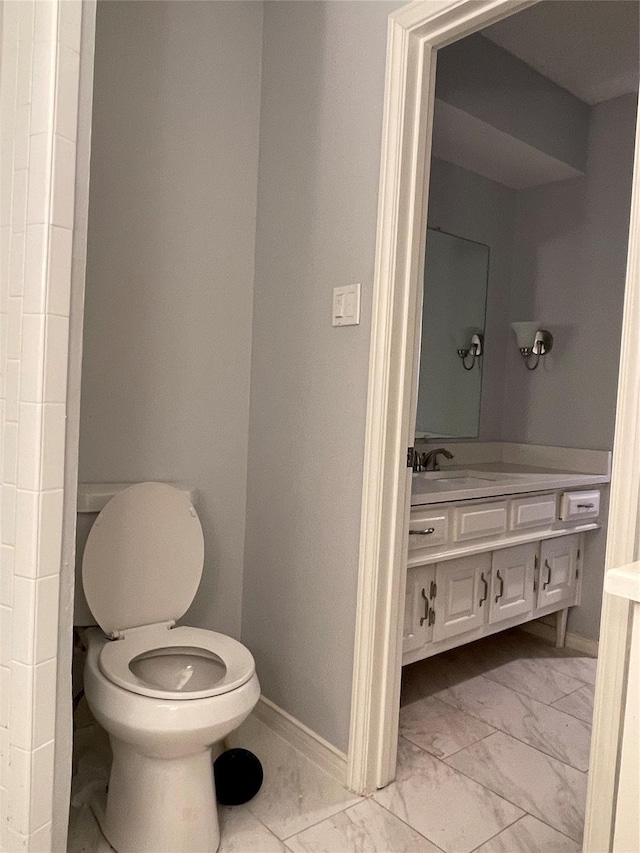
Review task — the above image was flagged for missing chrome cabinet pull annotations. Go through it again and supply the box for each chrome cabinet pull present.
[543,559,552,589]
[420,588,429,626]
[577,503,595,509]
[479,572,488,606]
[495,569,504,603]
[409,527,436,535]
[428,607,435,627]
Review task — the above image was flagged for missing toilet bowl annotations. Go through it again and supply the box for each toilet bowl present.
[80,482,260,853]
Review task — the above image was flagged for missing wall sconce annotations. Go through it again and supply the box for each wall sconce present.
[511,321,553,371]
[457,331,483,371]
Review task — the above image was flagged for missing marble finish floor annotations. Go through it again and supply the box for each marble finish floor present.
[68,629,595,852]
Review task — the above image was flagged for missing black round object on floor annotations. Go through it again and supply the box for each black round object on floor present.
[214,748,264,805]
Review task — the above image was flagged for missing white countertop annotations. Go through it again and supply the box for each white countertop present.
[411,462,610,506]
[605,562,640,603]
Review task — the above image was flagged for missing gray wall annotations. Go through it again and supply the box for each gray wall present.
[242,1,399,753]
[503,93,638,450]
[426,159,516,442]
[502,93,637,640]
[79,1,263,638]
[437,34,589,172]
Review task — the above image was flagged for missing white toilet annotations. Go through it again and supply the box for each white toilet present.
[79,481,260,853]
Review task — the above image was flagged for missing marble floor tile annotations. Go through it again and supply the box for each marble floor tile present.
[552,685,595,723]
[473,814,581,853]
[434,674,592,770]
[67,804,103,853]
[373,738,523,853]
[230,715,361,840]
[219,805,288,852]
[401,647,491,706]
[66,804,114,853]
[446,731,587,842]
[400,695,495,758]
[285,799,442,853]
[481,657,587,704]
[545,653,598,686]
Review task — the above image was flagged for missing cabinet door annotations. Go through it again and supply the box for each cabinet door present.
[538,535,579,609]
[403,565,436,654]
[433,553,491,642]
[489,544,536,624]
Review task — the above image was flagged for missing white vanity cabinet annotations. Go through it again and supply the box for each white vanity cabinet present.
[433,554,490,641]
[403,488,599,665]
[403,565,435,653]
[537,535,579,609]
[489,543,537,624]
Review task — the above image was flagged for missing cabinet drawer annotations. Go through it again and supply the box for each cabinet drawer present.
[510,494,557,531]
[409,509,449,550]
[453,501,507,542]
[559,490,601,522]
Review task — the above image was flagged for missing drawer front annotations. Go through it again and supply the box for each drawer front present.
[409,509,449,550]
[559,490,601,522]
[510,494,557,531]
[453,501,507,542]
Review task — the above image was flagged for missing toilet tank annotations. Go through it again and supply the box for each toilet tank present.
[74,483,196,626]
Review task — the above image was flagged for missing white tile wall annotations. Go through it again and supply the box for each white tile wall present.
[0,1,82,849]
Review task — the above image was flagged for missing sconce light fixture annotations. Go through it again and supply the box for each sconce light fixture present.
[457,331,484,371]
[511,321,553,371]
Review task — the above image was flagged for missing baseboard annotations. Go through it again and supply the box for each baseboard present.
[519,621,599,657]
[253,696,348,786]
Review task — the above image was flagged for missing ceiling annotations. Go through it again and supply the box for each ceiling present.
[482,1,639,105]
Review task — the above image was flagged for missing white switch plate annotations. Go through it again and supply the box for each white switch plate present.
[332,283,361,327]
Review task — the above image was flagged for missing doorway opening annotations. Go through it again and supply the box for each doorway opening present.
[350,3,639,849]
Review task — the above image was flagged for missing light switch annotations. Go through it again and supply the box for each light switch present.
[332,283,361,327]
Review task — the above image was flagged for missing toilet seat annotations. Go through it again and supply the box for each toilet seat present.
[83,482,256,701]
[99,624,255,700]
[83,482,205,638]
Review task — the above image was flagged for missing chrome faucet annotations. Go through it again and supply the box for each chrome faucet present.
[423,448,454,471]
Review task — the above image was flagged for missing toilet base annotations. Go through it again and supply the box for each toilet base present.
[100,737,220,853]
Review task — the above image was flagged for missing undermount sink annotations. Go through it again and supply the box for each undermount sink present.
[431,476,496,487]
[414,469,531,487]
[417,469,495,481]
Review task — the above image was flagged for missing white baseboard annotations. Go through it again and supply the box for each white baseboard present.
[519,621,599,657]
[253,696,348,787]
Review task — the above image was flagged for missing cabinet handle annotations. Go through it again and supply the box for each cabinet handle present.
[543,559,552,590]
[479,572,488,606]
[495,569,504,603]
[420,588,429,626]
[577,503,595,509]
[410,528,436,535]
[429,607,435,627]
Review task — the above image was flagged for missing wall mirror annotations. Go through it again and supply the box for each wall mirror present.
[415,228,490,439]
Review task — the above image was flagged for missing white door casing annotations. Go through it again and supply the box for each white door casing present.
[348,0,539,796]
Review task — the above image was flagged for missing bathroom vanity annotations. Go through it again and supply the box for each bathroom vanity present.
[403,450,610,665]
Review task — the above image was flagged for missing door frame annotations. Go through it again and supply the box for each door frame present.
[347,9,640,848]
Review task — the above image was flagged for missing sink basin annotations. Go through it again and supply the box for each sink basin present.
[413,469,533,489]
[416,470,497,482]
[432,476,496,487]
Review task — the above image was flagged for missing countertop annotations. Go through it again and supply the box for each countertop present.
[411,462,610,506]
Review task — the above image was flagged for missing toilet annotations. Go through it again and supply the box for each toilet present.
[79,482,260,853]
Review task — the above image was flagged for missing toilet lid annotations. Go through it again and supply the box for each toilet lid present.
[83,482,205,637]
